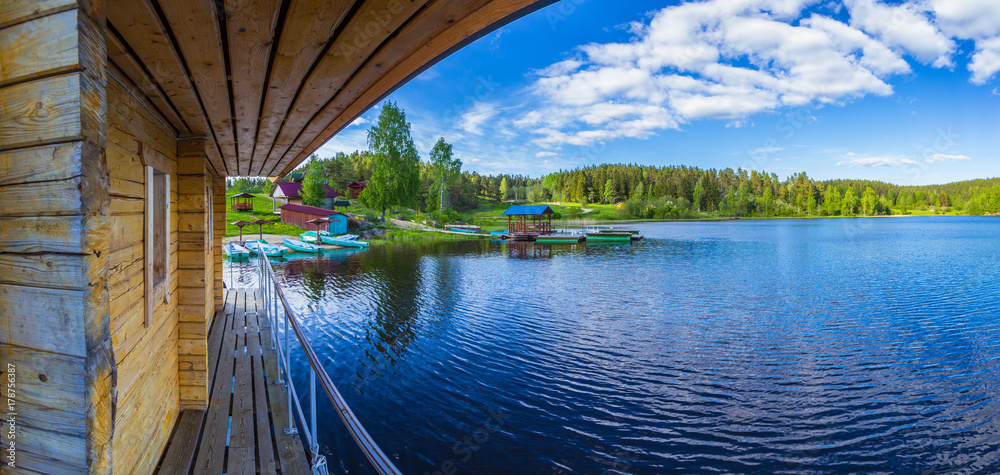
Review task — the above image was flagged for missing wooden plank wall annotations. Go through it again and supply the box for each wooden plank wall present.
[176,138,212,408]
[0,2,116,473]
[106,64,180,474]
[214,176,225,311]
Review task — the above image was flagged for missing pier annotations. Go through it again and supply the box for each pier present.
[156,290,310,474]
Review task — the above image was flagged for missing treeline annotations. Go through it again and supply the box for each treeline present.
[486,164,1000,219]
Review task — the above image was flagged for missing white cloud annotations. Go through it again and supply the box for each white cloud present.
[844,0,954,67]
[458,102,500,135]
[970,37,1000,84]
[931,0,1000,40]
[836,154,919,167]
[535,151,557,158]
[925,153,971,163]
[516,0,920,148]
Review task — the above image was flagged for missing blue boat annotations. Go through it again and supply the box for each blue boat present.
[224,242,251,260]
[321,233,369,248]
[450,227,479,234]
[282,238,320,253]
[245,240,289,258]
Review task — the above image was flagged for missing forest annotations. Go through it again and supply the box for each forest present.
[231,156,1000,220]
[225,103,999,221]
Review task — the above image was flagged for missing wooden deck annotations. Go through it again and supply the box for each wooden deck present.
[155,290,311,475]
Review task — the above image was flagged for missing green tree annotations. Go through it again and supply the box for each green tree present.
[842,186,858,216]
[429,138,461,212]
[604,179,615,204]
[760,187,774,216]
[301,157,327,207]
[862,187,878,216]
[823,186,840,216]
[361,101,420,220]
[693,176,705,212]
[500,177,509,202]
[632,182,645,202]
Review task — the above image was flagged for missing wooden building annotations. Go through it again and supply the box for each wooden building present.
[0,0,553,472]
[347,181,368,198]
[279,204,347,234]
[504,205,556,235]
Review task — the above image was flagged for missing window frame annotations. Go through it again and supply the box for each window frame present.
[143,147,172,328]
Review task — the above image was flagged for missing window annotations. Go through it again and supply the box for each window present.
[145,165,170,327]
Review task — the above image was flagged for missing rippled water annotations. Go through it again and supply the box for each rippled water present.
[226,217,1000,474]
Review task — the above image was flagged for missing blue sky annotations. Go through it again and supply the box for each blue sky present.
[316,0,1000,186]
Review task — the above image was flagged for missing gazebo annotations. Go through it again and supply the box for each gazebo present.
[503,205,555,235]
[228,192,255,211]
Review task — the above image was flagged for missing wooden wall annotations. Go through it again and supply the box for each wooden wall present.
[0,2,115,473]
[106,66,180,474]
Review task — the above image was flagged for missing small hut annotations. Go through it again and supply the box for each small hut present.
[347,181,367,198]
[503,205,555,235]
[229,192,255,211]
[278,203,347,233]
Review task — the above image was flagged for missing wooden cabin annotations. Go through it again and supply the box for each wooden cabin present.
[347,181,368,198]
[0,0,553,472]
[504,205,556,235]
[279,204,346,233]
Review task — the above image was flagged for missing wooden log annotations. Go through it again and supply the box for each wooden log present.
[0,72,83,150]
[0,216,85,253]
[106,38,187,135]
[0,253,88,290]
[0,0,75,29]
[0,9,80,88]
[0,141,82,187]
[0,284,88,357]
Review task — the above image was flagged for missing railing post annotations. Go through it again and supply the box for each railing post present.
[311,366,318,454]
[285,308,296,435]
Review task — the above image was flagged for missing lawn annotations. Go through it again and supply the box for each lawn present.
[225,194,306,237]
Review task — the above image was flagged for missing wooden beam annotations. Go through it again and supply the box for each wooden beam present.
[106,33,190,135]
[225,0,281,174]
[265,0,428,174]
[250,0,354,175]
[106,0,227,174]
[0,0,75,28]
[279,0,556,175]
[158,0,238,173]
[273,0,492,173]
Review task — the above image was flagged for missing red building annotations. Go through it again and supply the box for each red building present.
[347,181,367,198]
[278,203,345,230]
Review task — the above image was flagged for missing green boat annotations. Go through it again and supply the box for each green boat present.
[599,227,640,235]
[585,232,632,243]
[282,238,320,253]
[245,240,289,258]
[535,234,585,244]
[299,230,323,244]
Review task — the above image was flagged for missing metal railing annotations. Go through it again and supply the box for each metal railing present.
[256,256,402,475]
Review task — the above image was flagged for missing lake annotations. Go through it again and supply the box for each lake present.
[225,217,1000,474]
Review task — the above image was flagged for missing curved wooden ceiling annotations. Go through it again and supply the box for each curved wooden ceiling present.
[106,0,555,177]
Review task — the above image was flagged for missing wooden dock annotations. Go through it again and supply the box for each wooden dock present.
[155,290,311,475]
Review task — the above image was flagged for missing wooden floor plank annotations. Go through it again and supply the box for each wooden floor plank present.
[191,293,240,475]
[247,301,277,474]
[156,409,206,475]
[158,290,310,475]
[258,294,312,473]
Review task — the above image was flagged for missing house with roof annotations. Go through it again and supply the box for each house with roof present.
[347,181,368,198]
[279,203,349,234]
[269,182,343,211]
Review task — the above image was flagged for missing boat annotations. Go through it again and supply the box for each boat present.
[282,238,320,253]
[299,230,323,244]
[449,227,479,234]
[224,242,251,260]
[598,226,640,235]
[321,233,369,248]
[535,233,585,244]
[245,240,289,258]
[585,231,632,243]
